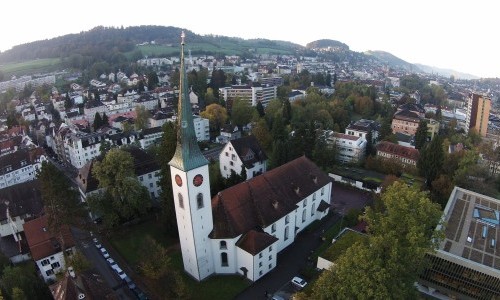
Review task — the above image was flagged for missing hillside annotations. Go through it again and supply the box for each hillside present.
[414,63,479,80]
[306,39,349,51]
[364,50,419,72]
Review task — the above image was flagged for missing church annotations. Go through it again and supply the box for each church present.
[169,32,333,282]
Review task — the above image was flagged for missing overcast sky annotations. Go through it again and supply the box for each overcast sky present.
[1,0,498,78]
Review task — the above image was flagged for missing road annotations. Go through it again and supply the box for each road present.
[71,227,135,300]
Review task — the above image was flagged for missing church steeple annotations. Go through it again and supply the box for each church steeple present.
[169,31,208,171]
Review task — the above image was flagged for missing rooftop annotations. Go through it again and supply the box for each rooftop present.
[321,228,367,262]
[440,187,500,271]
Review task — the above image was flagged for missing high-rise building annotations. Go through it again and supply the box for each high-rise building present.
[465,93,491,137]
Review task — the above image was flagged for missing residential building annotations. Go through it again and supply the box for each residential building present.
[193,116,210,142]
[465,93,491,137]
[139,127,164,149]
[49,270,117,300]
[66,132,107,169]
[0,147,47,189]
[376,141,419,167]
[219,135,268,179]
[168,35,332,282]
[345,119,380,143]
[23,215,76,282]
[418,187,500,299]
[327,131,366,164]
[216,125,241,144]
[219,84,277,108]
[0,181,44,239]
[391,109,422,136]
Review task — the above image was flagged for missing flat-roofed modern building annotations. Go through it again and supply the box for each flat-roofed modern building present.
[418,187,500,299]
[465,93,491,137]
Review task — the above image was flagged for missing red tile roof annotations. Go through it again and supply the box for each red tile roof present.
[23,215,75,261]
[210,156,330,239]
[235,230,278,255]
[333,132,360,141]
[376,141,419,161]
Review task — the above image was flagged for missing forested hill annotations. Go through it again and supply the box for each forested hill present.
[0,25,304,65]
[0,26,200,63]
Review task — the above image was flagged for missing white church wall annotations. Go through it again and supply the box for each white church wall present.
[212,237,239,274]
[236,248,254,280]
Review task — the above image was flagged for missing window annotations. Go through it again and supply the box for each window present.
[224,166,227,170]
[302,210,306,222]
[303,199,307,207]
[271,224,276,233]
[231,154,236,161]
[259,253,263,258]
[220,241,227,250]
[46,269,54,276]
[284,226,289,240]
[259,270,263,276]
[41,259,50,266]
[269,245,273,251]
[321,187,324,196]
[230,161,234,166]
[197,193,204,209]
[269,264,272,269]
[51,262,60,269]
[148,174,152,179]
[178,193,184,209]
[50,256,55,260]
[259,262,262,267]
[225,152,228,156]
[268,255,272,261]
[149,183,153,188]
[221,252,228,267]
[312,193,316,201]
[285,215,290,224]
[140,176,143,181]
[311,203,316,216]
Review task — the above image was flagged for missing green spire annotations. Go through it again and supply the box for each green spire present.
[169,32,208,171]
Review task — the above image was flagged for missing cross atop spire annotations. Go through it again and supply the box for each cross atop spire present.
[169,32,208,171]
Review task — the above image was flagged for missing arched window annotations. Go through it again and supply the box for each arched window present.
[285,215,290,224]
[220,241,227,250]
[178,193,184,209]
[197,193,203,209]
[221,252,228,267]
[302,209,306,223]
[271,224,276,233]
[284,226,289,240]
[311,203,316,216]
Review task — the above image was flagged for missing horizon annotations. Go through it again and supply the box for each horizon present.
[1,0,498,78]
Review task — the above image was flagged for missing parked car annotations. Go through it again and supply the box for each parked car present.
[291,276,307,289]
[100,247,110,259]
[106,258,116,265]
[93,238,102,249]
[123,276,136,290]
[112,264,127,280]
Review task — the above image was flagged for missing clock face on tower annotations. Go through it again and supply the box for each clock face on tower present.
[193,174,203,187]
[175,175,183,187]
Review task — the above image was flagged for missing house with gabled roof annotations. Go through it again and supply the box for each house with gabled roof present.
[376,141,419,167]
[219,135,268,179]
[23,215,76,282]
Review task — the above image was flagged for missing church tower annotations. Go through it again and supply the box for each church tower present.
[169,32,214,281]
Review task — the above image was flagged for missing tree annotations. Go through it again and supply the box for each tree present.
[102,112,109,126]
[93,112,103,131]
[139,236,171,280]
[414,119,428,150]
[309,181,443,300]
[271,139,289,169]
[157,122,178,236]
[1,266,51,300]
[418,136,444,187]
[147,71,159,91]
[365,130,375,157]
[67,250,91,273]
[204,88,218,106]
[251,118,272,152]
[135,105,150,130]
[38,162,85,249]
[64,93,72,109]
[89,149,151,228]
[256,101,265,117]
[282,99,292,125]
[11,287,26,300]
[313,134,336,170]
[200,104,228,133]
[231,98,253,129]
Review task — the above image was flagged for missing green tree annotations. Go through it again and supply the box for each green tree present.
[1,266,51,300]
[139,236,171,280]
[67,250,91,273]
[89,149,151,227]
[251,118,272,152]
[313,134,336,170]
[414,119,428,150]
[147,71,159,91]
[11,288,26,300]
[365,130,375,157]
[93,112,103,131]
[282,99,292,125]
[255,100,265,117]
[271,139,289,169]
[309,181,443,300]
[102,112,109,126]
[135,105,150,130]
[418,136,444,187]
[157,122,178,236]
[231,98,253,129]
[38,162,85,249]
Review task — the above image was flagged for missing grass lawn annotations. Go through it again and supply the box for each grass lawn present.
[109,219,176,265]
[312,222,343,259]
[1,58,61,75]
[111,220,250,300]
